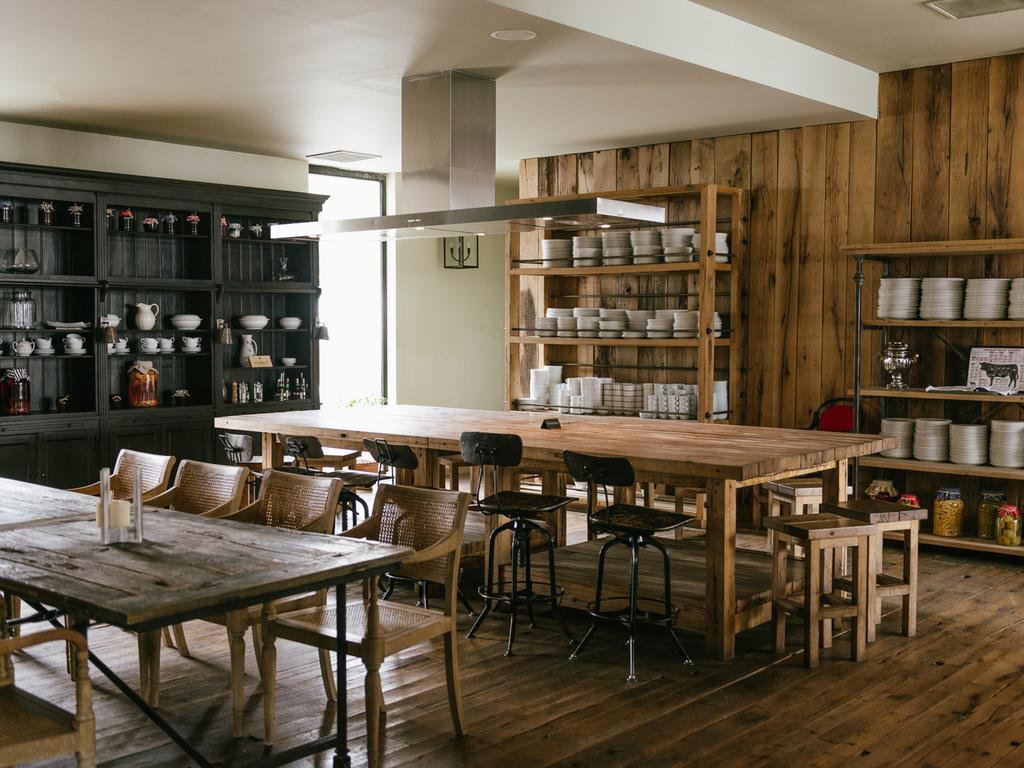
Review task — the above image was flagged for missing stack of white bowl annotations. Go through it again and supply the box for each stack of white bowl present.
[572,236,603,267]
[950,423,989,465]
[693,232,730,261]
[541,239,572,268]
[574,309,600,337]
[1009,279,1024,318]
[990,420,1024,468]
[964,278,1011,319]
[528,368,549,403]
[550,383,571,412]
[646,317,673,338]
[535,316,557,337]
[880,417,915,458]
[556,317,577,337]
[662,228,695,263]
[913,418,951,461]
[673,310,698,338]
[877,277,920,319]
[601,231,632,265]
[630,230,663,264]
[713,380,729,419]
[623,310,652,338]
[598,308,626,338]
[919,277,964,320]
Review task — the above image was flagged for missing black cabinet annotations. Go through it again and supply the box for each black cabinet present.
[166,420,214,463]
[105,413,214,467]
[0,433,37,482]
[39,428,99,489]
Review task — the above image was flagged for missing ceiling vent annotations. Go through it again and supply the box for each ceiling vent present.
[306,149,382,165]
[925,0,1024,18]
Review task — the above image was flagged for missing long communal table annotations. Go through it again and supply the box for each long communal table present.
[215,405,895,660]
[0,478,410,768]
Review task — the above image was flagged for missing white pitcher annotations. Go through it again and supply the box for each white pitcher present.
[134,303,159,331]
[239,334,258,367]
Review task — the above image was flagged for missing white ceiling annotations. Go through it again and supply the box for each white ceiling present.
[691,0,1024,72]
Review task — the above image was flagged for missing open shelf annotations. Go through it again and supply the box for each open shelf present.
[858,386,1024,404]
[0,222,92,233]
[510,262,731,277]
[914,532,1024,557]
[510,335,728,348]
[845,237,1024,259]
[859,455,1024,482]
[867,319,1024,328]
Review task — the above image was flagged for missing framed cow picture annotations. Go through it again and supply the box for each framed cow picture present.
[967,347,1024,393]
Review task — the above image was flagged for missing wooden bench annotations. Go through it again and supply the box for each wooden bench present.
[822,499,926,641]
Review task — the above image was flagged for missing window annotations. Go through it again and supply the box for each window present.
[308,168,386,408]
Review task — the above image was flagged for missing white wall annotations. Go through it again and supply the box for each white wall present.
[391,179,514,411]
[0,121,308,191]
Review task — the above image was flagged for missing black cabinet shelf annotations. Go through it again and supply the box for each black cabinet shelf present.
[108,230,208,240]
[105,278,214,290]
[0,223,92,233]
[220,237,313,245]
[0,355,94,360]
[0,275,98,286]
[221,283,316,293]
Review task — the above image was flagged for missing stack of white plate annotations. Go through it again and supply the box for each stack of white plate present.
[919,277,965,320]
[535,316,556,337]
[541,239,572,268]
[556,316,577,337]
[913,418,951,462]
[646,317,673,338]
[631,230,663,264]
[712,312,724,338]
[572,307,601,319]
[572,236,603,267]
[601,231,633,265]
[877,278,920,319]
[576,316,600,337]
[964,278,1011,319]
[950,423,989,465]
[546,307,574,319]
[880,417,915,458]
[529,368,550,402]
[713,380,728,420]
[990,420,1024,468]
[625,309,654,339]
[1009,278,1024,319]
[663,228,695,263]
[673,310,698,338]
[692,232,729,254]
[598,319,625,338]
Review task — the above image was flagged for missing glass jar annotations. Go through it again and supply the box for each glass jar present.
[1,369,30,415]
[977,489,1007,539]
[1,290,36,329]
[995,504,1022,546]
[933,487,965,537]
[127,361,158,408]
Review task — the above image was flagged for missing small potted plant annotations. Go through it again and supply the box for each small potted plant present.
[172,388,192,407]
[0,201,13,225]
[67,202,85,228]
[186,212,201,236]
[161,212,177,234]
[119,208,135,232]
[39,201,55,226]
[142,216,160,233]
[220,215,228,236]
[106,207,115,230]
[248,223,263,239]
[228,222,243,238]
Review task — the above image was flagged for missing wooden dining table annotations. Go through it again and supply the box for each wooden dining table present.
[0,478,410,768]
[216,405,895,660]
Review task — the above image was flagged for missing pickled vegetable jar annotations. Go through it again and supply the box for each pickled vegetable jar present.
[128,361,158,408]
[995,504,1021,547]
[933,487,964,538]
[977,489,1007,540]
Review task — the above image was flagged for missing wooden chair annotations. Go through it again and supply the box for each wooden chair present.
[70,449,176,501]
[263,484,471,766]
[0,607,96,768]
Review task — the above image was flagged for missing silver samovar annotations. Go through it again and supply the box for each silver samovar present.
[881,340,918,390]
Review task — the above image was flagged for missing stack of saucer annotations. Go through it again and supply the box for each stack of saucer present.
[556,316,577,337]
[673,310,698,338]
[630,230,663,264]
[1009,279,1024,319]
[913,418,951,462]
[625,309,654,339]
[529,368,550,402]
[964,278,1011,319]
[576,316,600,337]
[546,307,574,320]
[598,318,625,338]
[919,277,964,320]
[535,316,557,337]
[646,317,673,338]
[877,278,920,319]
[990,420,1024,468]
[601,230,633,265]
[880,417,915,458]
[950,423,989,465]
[662,228,695,263]
[693,232,729,257]
[541,239,572,268]
[572,236,603,267]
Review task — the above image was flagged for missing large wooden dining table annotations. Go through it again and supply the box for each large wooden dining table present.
[216,405,895,660]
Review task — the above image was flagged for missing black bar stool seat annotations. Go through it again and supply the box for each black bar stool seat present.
[589,506,693,537]
[474,490,571,520]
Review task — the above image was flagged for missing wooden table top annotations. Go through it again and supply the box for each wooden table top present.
[0,483,410,631]
[0,478,97,531]
[216,405,896,482]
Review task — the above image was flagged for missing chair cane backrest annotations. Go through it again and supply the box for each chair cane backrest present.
[111,450,176,499]
[257,469,341,533]
[169,460,249,516]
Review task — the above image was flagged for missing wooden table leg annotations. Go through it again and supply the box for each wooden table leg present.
[226,610,247,738]
[706,478,738,661]
[261,431,282,472]
[410,447,438,489]
[261,603,277,745]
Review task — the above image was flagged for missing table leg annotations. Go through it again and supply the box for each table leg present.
[261,603,277,745]
[261,432,282,472]
[706,478,738,661]
[226,610,247,738]
[335,582,350,768]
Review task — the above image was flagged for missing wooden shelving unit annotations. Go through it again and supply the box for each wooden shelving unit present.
[506,184,745,423]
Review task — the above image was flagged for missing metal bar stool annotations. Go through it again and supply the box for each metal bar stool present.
[563,450,696,682]
[280,435,379,530]
[218,433,262,503]
[462,431,576,656]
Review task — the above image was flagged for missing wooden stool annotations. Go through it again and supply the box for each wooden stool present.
[823,499,925,642]
[674,486,708,538]
[765,513,875,668]
[438,452,479,492]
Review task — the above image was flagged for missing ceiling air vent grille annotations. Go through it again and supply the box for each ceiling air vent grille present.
[306,149,382,165]
[925,0,1024,18]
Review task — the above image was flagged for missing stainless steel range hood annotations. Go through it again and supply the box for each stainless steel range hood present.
[272,70,665,241]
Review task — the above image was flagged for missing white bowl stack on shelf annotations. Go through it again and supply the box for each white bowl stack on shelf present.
[913,418,951,462]
[601,382,644,415]
[630,230,663,264]
[535,316,557,337]
[880,417,915,458]
[1009,279,1024,318]
[990,420,1024,468]
[601,230,633,265]
[713,380,728,420]
[692,232,730,262]
[673,310,698,338]
[918,277,964,320]
[598,308,627,338]
[541,239,572,268]
[963,278,1011,320]
[572,236,603,267]
[949,423,989,465]
[646,316,673,338]
[573,307,601,338]
[625,309,654,338]
[643,383,694,419]
[877,277,920,319]
[519,365,564,407]
[662,228,695,263]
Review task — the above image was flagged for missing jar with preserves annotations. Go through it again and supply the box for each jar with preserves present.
[1,369,30,415]
[933,487,964,537]
[127,361,158,408]
[977,489,1007,539]
[995,504,1022,546]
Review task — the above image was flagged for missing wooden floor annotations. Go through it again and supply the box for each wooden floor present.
[15,523,1024,768]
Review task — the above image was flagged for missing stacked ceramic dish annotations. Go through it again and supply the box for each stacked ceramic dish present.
[601,230,633,265]
[1009,278,1024,319]
[990,420,1024,468]
[712,380,729,420]
[949,423,989,465]
[598,308,627,338]
[572,236,603,267]
[572,308,601,338]
[693,232,730,262]
[535,316,557,337]
[646,317,673,338]
[601,382,644,414]
[630,230,663,264]
[673,310,698,338]
[662,228,695,263]
[624,309,654,338]
[877,277,920,319]
[913,418,951,462]
[964,278,1011,320]
[541,239,572,268]
[880,417,915,458]
[918,277,964,320]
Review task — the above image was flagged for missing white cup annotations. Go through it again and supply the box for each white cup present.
[34,337,52,350]
[114,338,128,351]
[64,335,84,351]
[158,337,173,350]
[140,337,158,351]
[181,336,200,349]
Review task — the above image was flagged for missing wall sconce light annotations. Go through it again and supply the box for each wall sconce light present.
[443,236,479,269]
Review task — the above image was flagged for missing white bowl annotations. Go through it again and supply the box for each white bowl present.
[281,357,297,367]
[239,315,269,329]
[170,314,202,330]
[278,316,301,330]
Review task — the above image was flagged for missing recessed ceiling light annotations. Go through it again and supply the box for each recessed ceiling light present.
[491,29,537,41]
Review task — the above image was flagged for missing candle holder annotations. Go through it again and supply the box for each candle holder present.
[98,466,144,545]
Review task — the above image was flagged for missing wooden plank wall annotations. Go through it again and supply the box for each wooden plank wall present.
[516,54,1024,431]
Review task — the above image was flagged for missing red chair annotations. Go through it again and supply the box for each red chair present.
[808,397,858,433]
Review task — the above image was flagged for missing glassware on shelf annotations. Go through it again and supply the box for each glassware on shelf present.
[161,212,177,234]
[276,253,294,281]
[127,361,159,408]
[977,489,1007,539]
[1,368,30,415]
[0,201,12,224]
[186,212,201,236]
[67,203,85,228]
[1,290,37,329]
[0,248,40,275]
[995,504,1022,546]
[932,487,964,537]
[119,208,135,232]
[106,207,115,231]
[38,201,55,226]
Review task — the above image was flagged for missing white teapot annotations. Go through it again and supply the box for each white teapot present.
[134,302,160,331]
